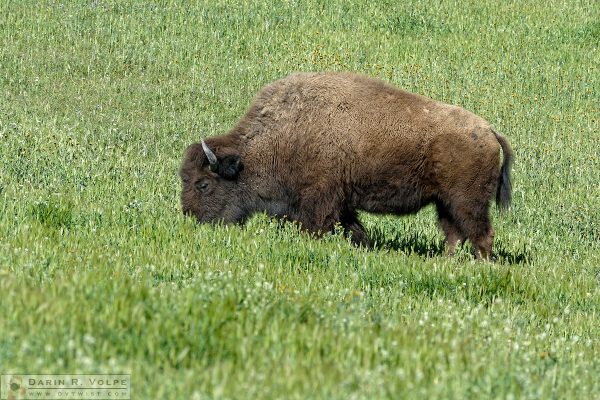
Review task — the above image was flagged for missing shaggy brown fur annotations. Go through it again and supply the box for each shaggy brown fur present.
[180,72,513,259]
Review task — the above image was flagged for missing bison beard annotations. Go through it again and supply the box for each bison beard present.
[179,72,513,259]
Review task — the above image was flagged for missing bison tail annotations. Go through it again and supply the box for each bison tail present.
[492,128,513,212]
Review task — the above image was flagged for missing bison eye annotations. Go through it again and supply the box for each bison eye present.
[195,179,209,193]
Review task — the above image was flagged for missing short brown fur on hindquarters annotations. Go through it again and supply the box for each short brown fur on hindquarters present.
[179,72,513,259]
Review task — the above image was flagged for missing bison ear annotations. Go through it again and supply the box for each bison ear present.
[218,155,243,179]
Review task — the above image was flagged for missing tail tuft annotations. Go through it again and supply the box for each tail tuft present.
[492,128,513,212]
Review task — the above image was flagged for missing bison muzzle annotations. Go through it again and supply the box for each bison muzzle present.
[180,72,513,259]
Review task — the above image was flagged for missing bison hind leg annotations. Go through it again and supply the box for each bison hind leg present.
[437,200,494,260]
[459,205,494,260]
[436,202,466,256]
[471,227,495,260]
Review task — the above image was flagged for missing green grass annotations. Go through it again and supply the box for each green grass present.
[1,0,599,398]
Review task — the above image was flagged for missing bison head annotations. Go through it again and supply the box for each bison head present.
[179,138,246,224]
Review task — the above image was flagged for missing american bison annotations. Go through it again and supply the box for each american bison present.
[180,72,513,259]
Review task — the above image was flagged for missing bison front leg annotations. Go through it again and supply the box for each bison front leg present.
[344,221,370,247]
[294,188,344,240]
[295,209,370,247]
[293,215,336,240]
[340,212,371,247]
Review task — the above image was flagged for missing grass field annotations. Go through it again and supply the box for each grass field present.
[1,0,599,398]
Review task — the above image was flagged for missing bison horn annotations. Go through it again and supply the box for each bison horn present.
[201,140,218,171]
